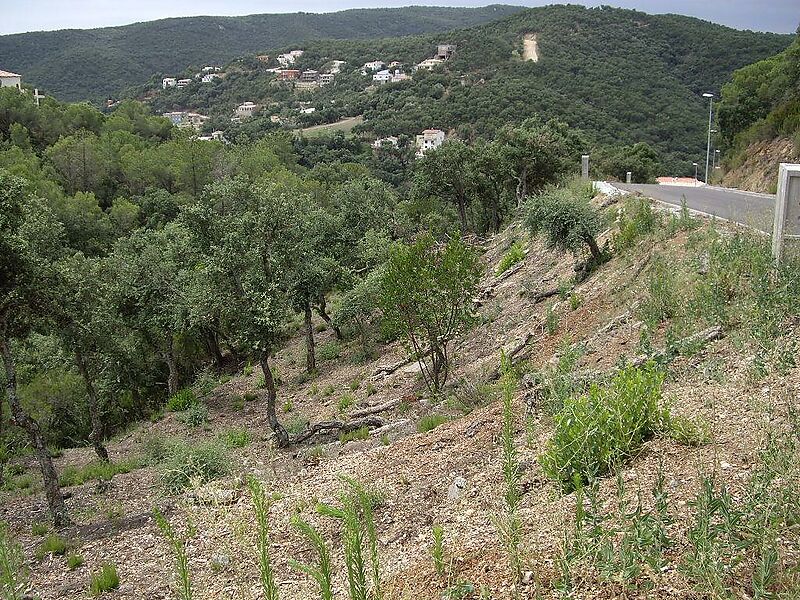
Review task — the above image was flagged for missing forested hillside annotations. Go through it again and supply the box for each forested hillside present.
[145,5,793,174]
[0,5,524,102]
[717,31,800,191]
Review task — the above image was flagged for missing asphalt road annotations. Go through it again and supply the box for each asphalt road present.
[615,183,776,232]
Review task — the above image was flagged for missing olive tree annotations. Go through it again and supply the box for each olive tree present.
[380,233,482,392]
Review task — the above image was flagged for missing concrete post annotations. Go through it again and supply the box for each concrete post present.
[626,171,632,184]
[772,163,800,263]
[581,155,589,180]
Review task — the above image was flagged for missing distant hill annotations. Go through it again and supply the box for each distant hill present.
[144,5,794,173]
[0,5,525,102]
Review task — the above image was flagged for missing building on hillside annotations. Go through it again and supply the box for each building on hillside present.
[388,61,402,68]
[392,70,410,83]
[362,60,385,72]
[319,73,335,86]
[163,111,209,130]
[270,115,282,123]
[372,136,399,150]
[277,50,304,67]
[201,66,220,73]
[278,69,301,81]
[415,129,445,157]
[234,102,259,119]
[176,78,192,88]
[329,60,346,74]
[372,69,392,84]
[300,107,316,114]
[0,69,22,90]
[162,77,177,89]
[435,44,457,60]
[300,70,319,83]
[256,55,271,63]
[416,58,445,71]
[201,73,222,83]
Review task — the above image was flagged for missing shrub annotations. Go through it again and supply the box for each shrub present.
[167,389,198,412]
[178,402,209,428]
[417,414,450,434]
[496,242,525,275]
[243,391,258,402]
[142,433,174,465]
[339,426,370,444]
[499,353,522,583]
[160,442,229,494]
[668,414,711,447]
[432,524,445,576]
[35,533,67,559]
[218,428,252,449]
[338,393,356,414]
[249,477,279,600]
[67,553,85,570]
[286,416,309,436]
[569,293,583,311]
[289,516,334,600]
[282,399,294,413]
[639,256,680,328]
[89,563,119,596]
[59,459,140,487]
[318,341,342,361]
[0,522,27,597]
[614,197,659,251]
[539,364,667,490]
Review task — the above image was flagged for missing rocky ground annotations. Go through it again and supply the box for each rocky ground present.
[3,195,799,599]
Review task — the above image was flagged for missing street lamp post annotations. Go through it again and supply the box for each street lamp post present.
[693,162,699,185]
[703,92,714,184]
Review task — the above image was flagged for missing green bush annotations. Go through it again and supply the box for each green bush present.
[59,459,140,487]
[178,402,209,428]
[539,364,667,490]
[167,389,198,412]
[417,414,450,433]
[160,442,229,494]
[89,563,119,596]
[31,521,49,536]
[668,414,711,447]
[338,393,356,414]
[0,522,27,595]
[614,197,659,251]
[35,534,68,559]
[286,416,309,436]
[496,242,525,275]
[67,553,85,570]
[318,341,342,361]
[219,428,252,449]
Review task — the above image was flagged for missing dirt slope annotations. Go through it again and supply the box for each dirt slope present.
[2,197,798,599]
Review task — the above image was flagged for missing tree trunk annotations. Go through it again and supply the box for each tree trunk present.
[456,196,467,233]
[205,328,224,369]
[259,353,289,448]
[516,166,528,205]
[1,336,71,527]
[584,234,602,261]
[315,295,343,340]
[304,301,316,375]
[74,347,109,462]
[164,335,179,397]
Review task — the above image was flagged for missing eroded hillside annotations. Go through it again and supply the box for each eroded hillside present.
[3,192,800,599]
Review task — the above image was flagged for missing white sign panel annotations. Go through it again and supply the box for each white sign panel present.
[772,163,800,262]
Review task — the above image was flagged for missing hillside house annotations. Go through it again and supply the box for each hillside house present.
[373,69,392,84]
[329,60,346,74]
[235,102,258,119]
[416,58,444,71]
[277,50,304,67]
[162,77,177,89]
[176,78,192,88]
[372,136,399,150]
[278,69,301,81]
[415,129,445,157]
[256,55,271,63]
[0,70,22,90]
[388,61,402,68]
[201,73,222,83]
[300,70,319,83]
[435,44,457,60]
[163,111,209,130]
[319,73,335,86]
[362,60,386,72]
[392,71,410,83]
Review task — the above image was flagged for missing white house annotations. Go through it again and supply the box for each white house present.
[176,78,192,88]
[163,111,209,130]
[162,77,177,89]
[201,73,222,83]
[362,60,385,72]
[391,70,410,83]
[235,102,259,119]
[319,73,335,86]
[372,69,392,84]
[416,58,444,71]
[0,70,22,90]
[372,136,399,150]
[415,129,446,157]
[277,50,304,67]
[329,60,346,74]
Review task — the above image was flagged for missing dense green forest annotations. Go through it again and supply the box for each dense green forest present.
[144,5,793,175]
[0,5,524,102]
[717,31,800,161]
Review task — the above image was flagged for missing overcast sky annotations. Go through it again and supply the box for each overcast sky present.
[0,0,797,35]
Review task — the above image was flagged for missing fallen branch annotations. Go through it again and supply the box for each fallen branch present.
[369,419,411,437]
[632,325,724,366]
[526,286,561,304]
[291,416,385,444]
[372,349,430,379]
[350,397,403,419]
